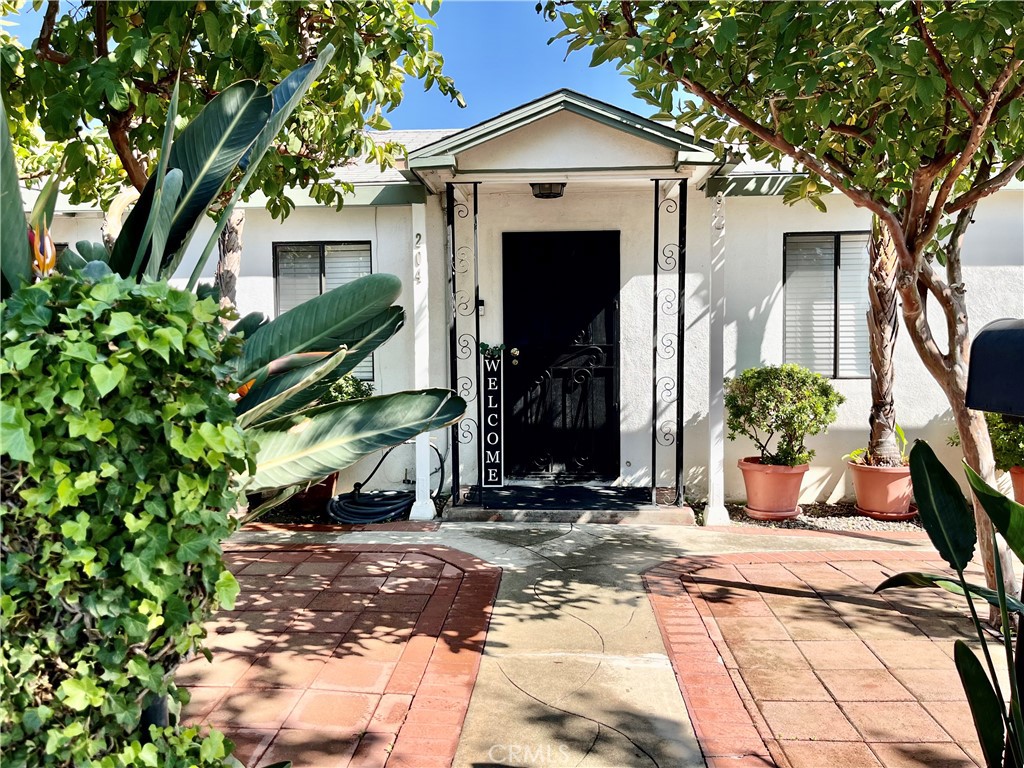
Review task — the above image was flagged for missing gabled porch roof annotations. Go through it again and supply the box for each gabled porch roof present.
[404,89,720,192]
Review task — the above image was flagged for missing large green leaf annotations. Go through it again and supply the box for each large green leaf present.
[158,79,273,277]
[910,440,976,571]
[875,571,1024,614]
[109,80,272,279]
[27,152,64,230]
[237,274,402,382]
[0,100,29,298]
[954,640,1006,768]
[188,46,336,289]
[245,389,466,493]
[236,306,405,424]
[236,348,350,429]
[141,168,183,280]
[965,462,1024,563]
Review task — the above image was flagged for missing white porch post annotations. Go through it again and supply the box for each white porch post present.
[409,202,435,520]
[705,192,730,525]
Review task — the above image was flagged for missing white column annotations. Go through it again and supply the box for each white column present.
[409,203,435,521]
[705,192,730,525]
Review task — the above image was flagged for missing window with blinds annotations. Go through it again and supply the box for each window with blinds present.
[784,232,870,378]
[274,242,374,381]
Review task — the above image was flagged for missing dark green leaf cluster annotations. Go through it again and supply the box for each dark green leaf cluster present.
[0,273,255,767]
[547,2,1024,259]
[1,1,462,216]
[724,363,845,466]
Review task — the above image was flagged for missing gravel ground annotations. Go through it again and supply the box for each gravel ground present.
[722,500,924,532]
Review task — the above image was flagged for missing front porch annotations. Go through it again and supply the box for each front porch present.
[398,90,732,522]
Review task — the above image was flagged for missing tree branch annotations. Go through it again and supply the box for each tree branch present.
[914,0,977,120]
[35,0,71,65]
[896,265,949,382]
[827,122,876,147]
[946,154,1024,213]
[918,58,1024,256]
[95,0,109,58]
[107,111,149,191]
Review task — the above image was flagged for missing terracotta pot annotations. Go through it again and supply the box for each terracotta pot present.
[737,457,808,520]
[1011,466,1024,504]
[848,461,916,521]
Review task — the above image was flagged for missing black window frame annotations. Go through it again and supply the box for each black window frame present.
[272,240,375,379]
[782,229,871,380]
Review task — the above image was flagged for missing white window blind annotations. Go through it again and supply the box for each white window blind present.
[784,232,870,378]
[274,242,374,381]
[837,234,871,377]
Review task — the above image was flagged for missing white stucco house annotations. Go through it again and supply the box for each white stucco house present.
[47,90,1024,521]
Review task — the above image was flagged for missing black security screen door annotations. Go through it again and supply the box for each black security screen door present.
[502,231,620,481]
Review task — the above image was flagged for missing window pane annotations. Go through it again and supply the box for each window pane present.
[324,244,373,381]
[276,244,320,314]
[785,235,835,375]
[837,234,871,377]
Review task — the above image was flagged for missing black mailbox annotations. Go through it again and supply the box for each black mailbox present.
[966,318,1024,417]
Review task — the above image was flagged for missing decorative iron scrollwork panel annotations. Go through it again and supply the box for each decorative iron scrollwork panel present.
[652,181,684,492]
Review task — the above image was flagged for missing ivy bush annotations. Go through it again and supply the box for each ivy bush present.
[724,363,845,466]
[0,273,254,767]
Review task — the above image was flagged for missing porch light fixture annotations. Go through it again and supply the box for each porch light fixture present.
[530,182,566,199]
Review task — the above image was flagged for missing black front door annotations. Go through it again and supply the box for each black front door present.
[502,231,620,481]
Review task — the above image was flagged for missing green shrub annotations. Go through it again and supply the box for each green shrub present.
[0,273,254,767]
[947,412,1024,472]
[326,373,375,402]
[724,363,845,466]
[987,413,1024,472]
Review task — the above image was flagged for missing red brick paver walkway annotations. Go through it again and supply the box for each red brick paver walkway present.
[646,550,1005,768]
[176,543,500,768]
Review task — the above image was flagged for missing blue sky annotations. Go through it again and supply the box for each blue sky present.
[5,0,649,129]
[388,1,646,128]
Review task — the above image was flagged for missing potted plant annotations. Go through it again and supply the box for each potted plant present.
[845,423,916,520]
[725,364,844,519]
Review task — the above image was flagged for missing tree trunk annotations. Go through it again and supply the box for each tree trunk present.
[866,218,902,467]
[101,189,140,252]
[891,223,1017,615]
[215,209,245,312]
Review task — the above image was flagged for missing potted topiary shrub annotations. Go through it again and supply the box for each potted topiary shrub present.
[845,424,916,521]
[725,364,845,520]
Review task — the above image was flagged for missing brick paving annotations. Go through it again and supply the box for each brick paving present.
[646,550,1006,768]
[176,543,500,768]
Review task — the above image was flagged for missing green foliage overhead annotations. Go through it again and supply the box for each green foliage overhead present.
[724,363,844,466]
[0,273,254,767]
[546,1,1024,256]
[2,0,462,217]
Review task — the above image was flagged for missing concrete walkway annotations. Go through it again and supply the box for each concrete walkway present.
[218,522,937,767]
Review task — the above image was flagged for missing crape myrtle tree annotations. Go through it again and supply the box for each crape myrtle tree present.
[1,0,462,305]
[546,0,1024,597]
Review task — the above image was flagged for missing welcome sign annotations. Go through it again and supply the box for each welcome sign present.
[481,356,503,487]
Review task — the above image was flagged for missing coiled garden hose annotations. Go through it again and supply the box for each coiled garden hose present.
[326,443,445,524]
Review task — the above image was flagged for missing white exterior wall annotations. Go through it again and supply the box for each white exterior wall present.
[718,189,1024,502]
[45,183,1023,503]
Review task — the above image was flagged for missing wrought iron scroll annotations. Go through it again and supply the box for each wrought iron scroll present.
[446,183,481,505]
[651,181,686,505]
